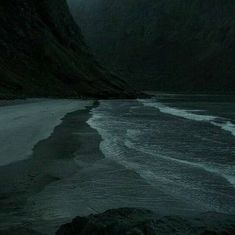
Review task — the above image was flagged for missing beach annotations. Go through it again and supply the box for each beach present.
[0,96,235,234]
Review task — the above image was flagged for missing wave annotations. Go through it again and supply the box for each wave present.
[125,138,235,188]
[138,99,217,121]
[88,106,235,190]
[211,121,235,137]
[87,101,235,214]
[139,99,235,137]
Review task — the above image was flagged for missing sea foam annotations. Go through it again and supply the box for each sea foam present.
[139,99,235,137]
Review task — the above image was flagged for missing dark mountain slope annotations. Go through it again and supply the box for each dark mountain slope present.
[0,0,134,99]
[68,0,235,93]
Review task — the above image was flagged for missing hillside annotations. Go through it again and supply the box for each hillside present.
[0,0,134,99]
[68,0,235,93]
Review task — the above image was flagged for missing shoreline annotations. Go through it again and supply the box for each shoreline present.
[0,99,92,166]
[0,102,101,234]
[1,99,235,234]
[10,100,190,233]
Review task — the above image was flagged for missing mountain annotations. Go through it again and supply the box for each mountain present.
[68,0,235,93]
[0,0,135,99]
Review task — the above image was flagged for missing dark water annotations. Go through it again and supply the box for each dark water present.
[88,95,235,215]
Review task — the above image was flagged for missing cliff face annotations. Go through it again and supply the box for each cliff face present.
[0,0,134,99]
[68,0,235,93]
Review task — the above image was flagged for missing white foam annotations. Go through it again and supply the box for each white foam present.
[139,99,217,122]
[139,99,235,137]
[211,121,235,137]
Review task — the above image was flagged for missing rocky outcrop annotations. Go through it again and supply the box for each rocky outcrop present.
[56,208,235,235]
[68,0,235,93]
[0,0,135,99]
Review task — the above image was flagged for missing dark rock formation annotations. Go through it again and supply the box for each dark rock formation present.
[0,0,135,99]
[68,0,235,93]
[56,208,235,235]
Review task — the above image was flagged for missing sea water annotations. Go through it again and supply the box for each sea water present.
[87,94,235,214]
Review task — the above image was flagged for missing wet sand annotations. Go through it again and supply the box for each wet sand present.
[0,99,92,166]
[0,101,96,233]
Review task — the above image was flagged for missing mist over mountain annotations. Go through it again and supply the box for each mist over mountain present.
[68,0,235,93]
[0,0,134,99]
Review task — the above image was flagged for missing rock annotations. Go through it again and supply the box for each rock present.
[56,208,235,235]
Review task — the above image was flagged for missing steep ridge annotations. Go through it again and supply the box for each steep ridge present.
[0,0,135,99]
[68,0,235,93]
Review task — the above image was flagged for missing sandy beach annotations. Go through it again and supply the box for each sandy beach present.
[0,99,95,233]
[0,99,92,166]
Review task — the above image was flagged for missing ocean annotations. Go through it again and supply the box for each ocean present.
[88,94,235,215]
